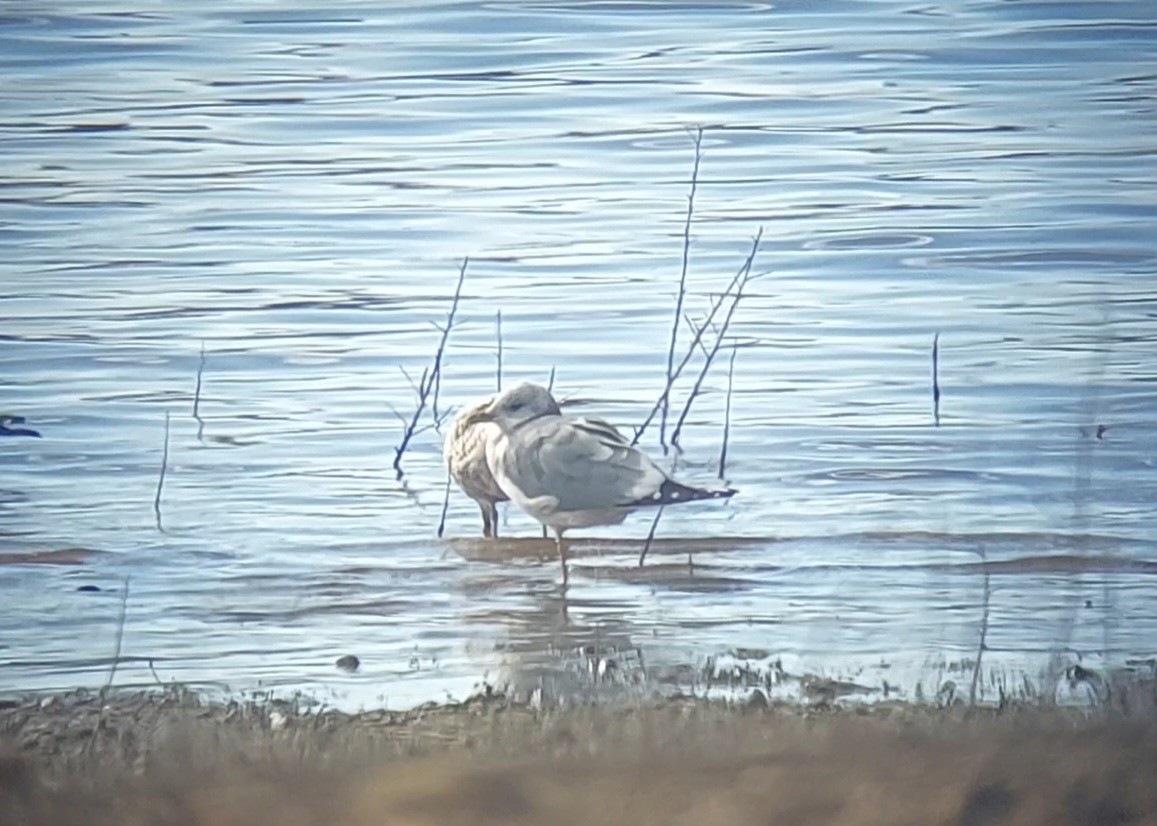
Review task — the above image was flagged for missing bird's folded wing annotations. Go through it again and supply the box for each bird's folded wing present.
[506,417,664,511]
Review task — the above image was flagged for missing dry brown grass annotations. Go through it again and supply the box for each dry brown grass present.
[4,686,1157,826]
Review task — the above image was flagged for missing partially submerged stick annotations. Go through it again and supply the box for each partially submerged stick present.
[192,341,206,442]
[102,576,131,696]
[659,125,704,452]
[154,412,170,531]
[970,546,990,706]
[638,507,665,567]
[718,347,737,479]
[436,472,452,539]
[393,258,469,476]
[669,238,758,449]
[932,332,941,427]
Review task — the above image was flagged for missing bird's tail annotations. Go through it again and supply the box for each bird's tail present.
[622,478,736,508]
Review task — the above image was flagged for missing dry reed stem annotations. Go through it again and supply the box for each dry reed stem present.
[659,125,704,452]
[632,230,762,447]
[154,412,170,531]
[932,332,941,427]
[718,347,737,479]
[669,228,762,449]
[393,258,469,476]
[638,507,665,567]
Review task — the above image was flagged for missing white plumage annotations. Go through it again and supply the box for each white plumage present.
[463,382,735,556]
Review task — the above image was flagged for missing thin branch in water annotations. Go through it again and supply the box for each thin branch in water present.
[102,576,130,695]
[495,309,503,393]
[393,258,469,477]
[148,657,164,686]
[398,365,423,395]
[638,507,665,567]
[718,347,737,480]
[932,332,941,427]
[432,403,458,436]
[633,228,763,446]
[682,313,711,358]
[659,125,705,453]
[970,546,990,706]
[670,232,762,449]
[436,472,452,539]
[547,366,557,394]
[192,340,206,441]
[154,412,170,531]
[430,261,468,423]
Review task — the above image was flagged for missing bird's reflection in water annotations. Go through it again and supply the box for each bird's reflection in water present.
[448,535,768,707]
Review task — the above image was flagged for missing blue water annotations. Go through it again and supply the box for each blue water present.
[2,1,1155,710]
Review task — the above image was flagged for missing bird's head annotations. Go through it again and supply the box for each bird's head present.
[465,382,561,430]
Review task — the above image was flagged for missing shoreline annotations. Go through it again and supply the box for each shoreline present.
[4,682,1157,825]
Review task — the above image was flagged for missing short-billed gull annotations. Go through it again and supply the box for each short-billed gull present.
[463,382,735,577]
[445,395,631,539]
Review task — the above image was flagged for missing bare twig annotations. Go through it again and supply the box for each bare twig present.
[547,366,557,394]
[495,309,503,393]
[718,347,737,479]
[154,412,170,531]
[932,332,941,427]
[682,313,711,358]
[632,229,763,446]
[436,472,452,539]
[670,230,762,448]
[638,507,665,567]
[398,365,423,395]
[193,340,206,441]
[434,404,458,432]
[659,125,704,452]
[102,576,130,695]
[148,657,164,686]
[970,547,990,706]
[393,258,469,476]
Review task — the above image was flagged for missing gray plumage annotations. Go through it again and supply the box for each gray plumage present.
[445,394,637,538]
[467,382,735,539]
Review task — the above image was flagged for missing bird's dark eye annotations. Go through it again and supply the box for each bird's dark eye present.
[509,402,523,412]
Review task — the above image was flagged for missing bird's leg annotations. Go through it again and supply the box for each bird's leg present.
[553,528,569,588]
[480,504,493,539]
[490,504,500,539]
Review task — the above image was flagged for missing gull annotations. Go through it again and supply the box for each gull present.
[462,382,735,579]
[444,398,508,538]
[445,396,630,539]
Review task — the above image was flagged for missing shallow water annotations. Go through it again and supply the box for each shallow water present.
[2,0,1156,710]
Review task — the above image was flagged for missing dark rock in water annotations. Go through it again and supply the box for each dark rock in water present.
[77,585,102,593]
[745,688,769,713]
[336,655,360,673]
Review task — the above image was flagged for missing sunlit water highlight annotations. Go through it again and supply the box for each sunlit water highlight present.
[2,0,1156,710]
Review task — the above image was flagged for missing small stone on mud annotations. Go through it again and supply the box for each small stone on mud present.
[336,655,360,673]
[745,689,769,713]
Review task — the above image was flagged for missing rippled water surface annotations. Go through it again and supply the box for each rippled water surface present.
[2,1,1156,710]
